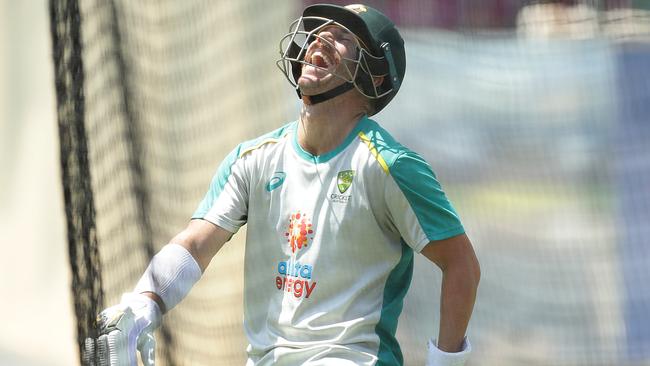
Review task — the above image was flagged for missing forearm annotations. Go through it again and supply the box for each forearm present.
[171,219,232,271]
[437,265,479,352]
[136,220,232,313]
[134,244,202,314]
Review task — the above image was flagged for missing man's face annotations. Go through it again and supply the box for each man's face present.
[298,25,358,96]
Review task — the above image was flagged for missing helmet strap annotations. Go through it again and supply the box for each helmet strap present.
[299,81,356,105]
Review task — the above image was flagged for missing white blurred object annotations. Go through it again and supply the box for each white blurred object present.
[517,3,599,40]
[0,1,76,365]
[425,338,471,366]
[602,8,650,41]
[517,3,650,41]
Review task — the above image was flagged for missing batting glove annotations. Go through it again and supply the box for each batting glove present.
[83,293,162,366]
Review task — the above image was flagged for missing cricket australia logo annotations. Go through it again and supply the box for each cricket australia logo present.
[337,170,354,193]
[345,4,367,13]
[331,170,355,203]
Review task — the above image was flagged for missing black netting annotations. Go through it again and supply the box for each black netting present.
[50,0,104,359]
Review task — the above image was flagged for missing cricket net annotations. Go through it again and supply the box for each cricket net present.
[51,0,650,365]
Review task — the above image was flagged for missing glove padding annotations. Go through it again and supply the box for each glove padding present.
[425,337,471,366]
[83,293,162,366]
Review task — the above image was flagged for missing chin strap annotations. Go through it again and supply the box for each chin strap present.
[299,82,356,105]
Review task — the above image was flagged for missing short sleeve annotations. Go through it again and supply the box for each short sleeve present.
[385,151,465,252]
[192,146,249,233]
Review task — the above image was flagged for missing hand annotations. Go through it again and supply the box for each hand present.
[83,293,162,366]
[425,338,471,366]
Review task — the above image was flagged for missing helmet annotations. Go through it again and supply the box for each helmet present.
[277,4,406,115]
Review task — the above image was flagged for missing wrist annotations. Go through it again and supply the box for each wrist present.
[140,291,167,314]
[121,292,162,330]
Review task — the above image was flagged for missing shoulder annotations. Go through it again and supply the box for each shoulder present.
[235,121,295,159]
[356,117,426,176]
[211,121,295,177]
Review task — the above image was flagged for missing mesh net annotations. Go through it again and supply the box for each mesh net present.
[51,0,650,365]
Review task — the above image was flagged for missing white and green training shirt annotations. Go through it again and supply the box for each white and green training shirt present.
[192,115,465,366]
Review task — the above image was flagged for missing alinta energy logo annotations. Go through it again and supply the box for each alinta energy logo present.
[275,211,317,299]
[285,211,313,253]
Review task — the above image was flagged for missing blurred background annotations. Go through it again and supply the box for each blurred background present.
[1,0,75,365]
[4,0,650,365]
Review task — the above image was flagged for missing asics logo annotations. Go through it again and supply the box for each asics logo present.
[265,171,286,192]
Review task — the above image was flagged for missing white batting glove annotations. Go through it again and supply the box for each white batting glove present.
[83,293,162,366]
[425,338,471,366]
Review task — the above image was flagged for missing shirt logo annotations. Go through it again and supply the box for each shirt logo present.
[265,171,286,192]
[284,211,314,253]
[345,4,367,13]
[337,170,355,193]
[276,211,317,299]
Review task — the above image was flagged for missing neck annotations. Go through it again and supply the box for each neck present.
[297,90,367,157]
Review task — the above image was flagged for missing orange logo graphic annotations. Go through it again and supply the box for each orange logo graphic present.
[285,211,314,253]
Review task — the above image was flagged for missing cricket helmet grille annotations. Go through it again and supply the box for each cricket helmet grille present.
[277,4,406,115]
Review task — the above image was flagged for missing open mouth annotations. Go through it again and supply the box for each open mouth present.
[307,50,336,71]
